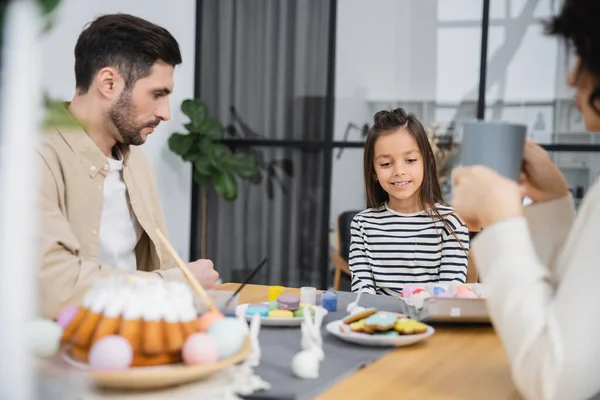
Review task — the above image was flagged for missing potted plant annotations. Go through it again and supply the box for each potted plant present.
[168,99,259,257]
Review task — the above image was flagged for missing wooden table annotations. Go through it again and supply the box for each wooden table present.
[219,283,522,400]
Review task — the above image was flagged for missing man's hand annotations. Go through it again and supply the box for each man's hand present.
[187,259,219,290]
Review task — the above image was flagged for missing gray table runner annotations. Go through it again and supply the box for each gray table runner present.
[245,291,408,400]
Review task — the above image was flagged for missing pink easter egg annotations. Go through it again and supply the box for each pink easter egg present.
[456,285,471,293]
[89,335,133,371]
[436,291,454,298]
[401,285,421,298]
[56,306,79,329]
[182,333,219,365]
[457,290,478,299]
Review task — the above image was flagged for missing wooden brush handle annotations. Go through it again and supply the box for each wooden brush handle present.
[155,228,219,313]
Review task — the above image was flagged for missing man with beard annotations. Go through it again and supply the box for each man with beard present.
[38,13,218,319]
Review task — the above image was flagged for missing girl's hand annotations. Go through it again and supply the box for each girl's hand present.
[520,138,569,203]
[452,165,523,229]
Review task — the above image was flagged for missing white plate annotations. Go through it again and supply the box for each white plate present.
[326,315,435,347]
[235,302,328,327]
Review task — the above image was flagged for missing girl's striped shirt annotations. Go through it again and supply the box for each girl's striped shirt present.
[349,203,470,296]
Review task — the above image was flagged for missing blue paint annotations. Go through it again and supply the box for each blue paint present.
[321,291,337,312]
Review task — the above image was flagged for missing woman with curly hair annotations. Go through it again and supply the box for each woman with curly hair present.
[452,1,600,399]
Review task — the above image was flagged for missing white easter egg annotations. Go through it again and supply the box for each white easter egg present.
[207,317,246,359]
[27,319,63,358]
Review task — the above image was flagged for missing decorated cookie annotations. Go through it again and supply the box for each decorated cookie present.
[245,304,270,317]
[363,313,398,331]
[349,319,374,334]
[393,318,428,335]
[268,309,294,318]
[342,308,377,325]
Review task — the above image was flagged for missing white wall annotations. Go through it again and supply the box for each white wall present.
[39,0,195,258]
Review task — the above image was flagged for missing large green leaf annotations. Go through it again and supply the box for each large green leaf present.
[182,143,202,162]
[165,98,263,202]
[198,136,214,156]
[213,168,238,201]
[181,99,207,130]
[193,169,212,186]
[168,133,195,157]
[38,0,61,14]
[194,157,213,177]
[213,143,229,159]
[200,118,225,139]
[227,154,259,179]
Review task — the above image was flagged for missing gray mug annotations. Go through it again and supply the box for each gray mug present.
[460,121,527,181]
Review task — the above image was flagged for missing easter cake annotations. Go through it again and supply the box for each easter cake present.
[61,276,202,366]
[60,276,248,369]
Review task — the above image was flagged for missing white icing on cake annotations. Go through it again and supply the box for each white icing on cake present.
[83,274,197,322]
[140,286,163,322]
[162,293,180,323]
[89,286,111,313]
[82,285,99,308]
[180,302,197,322]
[104,286,132,318]
[165,282,196,322]
[122,288,143,320]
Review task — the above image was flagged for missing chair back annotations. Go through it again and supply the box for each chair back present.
[338,210,361,261]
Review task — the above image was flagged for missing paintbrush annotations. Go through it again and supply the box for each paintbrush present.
[155,228,219,313]
[224,257,268,308]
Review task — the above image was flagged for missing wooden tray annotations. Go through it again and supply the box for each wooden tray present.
[62,336,251,390]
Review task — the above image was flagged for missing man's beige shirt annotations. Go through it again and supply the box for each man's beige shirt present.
[38,108,182,319]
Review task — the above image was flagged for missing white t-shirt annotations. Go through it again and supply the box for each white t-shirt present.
[97,152,142,271]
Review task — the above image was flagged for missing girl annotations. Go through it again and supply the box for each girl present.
[452,1,600,399]
[349,108,469,296]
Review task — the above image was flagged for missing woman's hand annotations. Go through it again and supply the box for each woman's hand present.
[452,165,523,229]
[520,138,569,203]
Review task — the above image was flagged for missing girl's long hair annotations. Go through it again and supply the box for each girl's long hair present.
[363,108,467,253]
